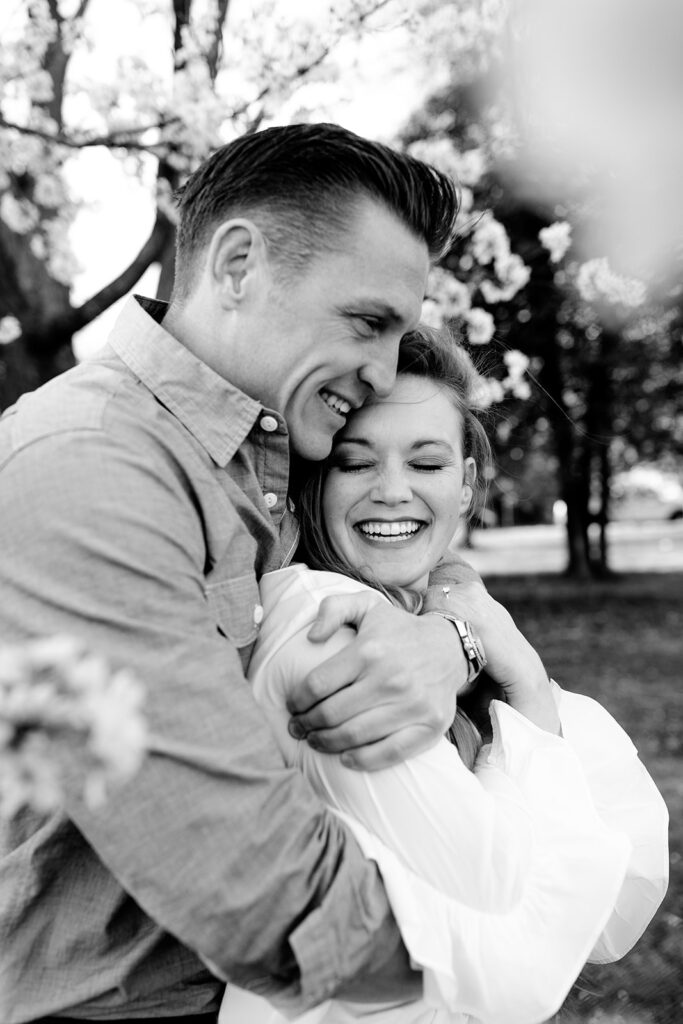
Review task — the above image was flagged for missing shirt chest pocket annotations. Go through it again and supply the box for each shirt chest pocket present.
[205,573,263,670]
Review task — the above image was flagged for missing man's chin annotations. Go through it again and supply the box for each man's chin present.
[291,431,334,463]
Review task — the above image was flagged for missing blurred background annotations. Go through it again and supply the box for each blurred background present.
[0,2,681,1021]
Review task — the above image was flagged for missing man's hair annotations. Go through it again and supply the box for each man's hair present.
[171,122,460,300]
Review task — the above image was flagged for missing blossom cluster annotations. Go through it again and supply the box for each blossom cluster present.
[0,636,147,818]
[539,221,572,264]
[575,257,647,309]
[0,316,22,345]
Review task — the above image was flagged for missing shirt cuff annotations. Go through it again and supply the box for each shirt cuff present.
[287,839,406,1009]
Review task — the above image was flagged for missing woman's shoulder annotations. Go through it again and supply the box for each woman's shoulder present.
[259,563,380,606]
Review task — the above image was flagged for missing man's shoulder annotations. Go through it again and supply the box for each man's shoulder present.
[1,352,135,454]
[0,350,199,472]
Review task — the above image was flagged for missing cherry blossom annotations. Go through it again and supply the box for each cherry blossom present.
[0,636,147,817]
[539,221,572,264]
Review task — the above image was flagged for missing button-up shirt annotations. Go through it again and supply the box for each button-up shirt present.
[0,297,408,1022]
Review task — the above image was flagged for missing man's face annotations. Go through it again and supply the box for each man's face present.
[236,199,430,461]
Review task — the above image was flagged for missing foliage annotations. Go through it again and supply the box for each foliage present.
[402,45,682,576]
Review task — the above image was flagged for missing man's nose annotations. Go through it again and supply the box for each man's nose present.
[358,340,399,398]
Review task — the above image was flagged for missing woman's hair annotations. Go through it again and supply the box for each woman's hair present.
[295,323,493,770]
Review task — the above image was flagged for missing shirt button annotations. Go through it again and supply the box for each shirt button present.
[260,415,278,433]
[253,604,264,626]
[264,492,278,509]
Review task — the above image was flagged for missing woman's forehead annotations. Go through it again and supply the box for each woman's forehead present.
[336,376,464,448]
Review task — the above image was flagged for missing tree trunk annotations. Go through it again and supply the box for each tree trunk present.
[583,329,618,577]
[536,319,593,578]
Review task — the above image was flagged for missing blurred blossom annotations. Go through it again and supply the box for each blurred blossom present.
[427,266,472,318]
[455,147,487,187]
[0,193,39,234]
[0,636,147,817]
[539,221,572,263]
[480,251,531,302]
[421,298,445,328]
[503,349,530,377]
[502,350,531,399]
[471,374,505,408]
[576,258,646,309]
[408,137,463,185]
[0,316,22,345]
[465,307,495,345]
[495,0,683,284]
[471,213,510,267]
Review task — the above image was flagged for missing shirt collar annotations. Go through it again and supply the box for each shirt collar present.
[107,295,275,467]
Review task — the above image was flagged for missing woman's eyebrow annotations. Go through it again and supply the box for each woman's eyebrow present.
[409,440,453,451]
[334,437,373,448]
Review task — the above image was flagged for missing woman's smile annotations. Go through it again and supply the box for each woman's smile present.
[354,519,427,543]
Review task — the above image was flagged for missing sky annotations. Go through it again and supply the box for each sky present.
[68,0,428,358]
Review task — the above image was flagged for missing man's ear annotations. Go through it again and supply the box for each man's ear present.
[460,457,477,515]
[206,218,269,307]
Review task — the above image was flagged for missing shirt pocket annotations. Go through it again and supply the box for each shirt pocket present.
[205,572,262,655]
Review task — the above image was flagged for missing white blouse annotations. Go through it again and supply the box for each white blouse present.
[219,565,668,1024]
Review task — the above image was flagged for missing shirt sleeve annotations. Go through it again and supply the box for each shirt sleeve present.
[550,681,670,962]
[247,568,636,1024]
[0,427,407,1009]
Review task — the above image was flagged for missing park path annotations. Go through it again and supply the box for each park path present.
[457,521,683,577]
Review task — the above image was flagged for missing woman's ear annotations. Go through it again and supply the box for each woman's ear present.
[459,457,477,515]
[206,218,269,308]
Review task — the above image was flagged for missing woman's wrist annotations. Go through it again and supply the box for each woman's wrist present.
[506,671,562,736]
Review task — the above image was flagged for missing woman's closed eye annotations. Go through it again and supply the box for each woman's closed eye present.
[332,459,375,473]
[410,461,448,472]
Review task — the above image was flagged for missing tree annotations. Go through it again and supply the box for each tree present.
[403,58,681,578]
[0,0,401,407]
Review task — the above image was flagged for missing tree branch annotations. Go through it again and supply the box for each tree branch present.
[229,0,396,120]
[0,114,177,154]
[69,212,175,333]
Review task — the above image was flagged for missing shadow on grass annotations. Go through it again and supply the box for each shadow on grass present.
[483,573,682,1024]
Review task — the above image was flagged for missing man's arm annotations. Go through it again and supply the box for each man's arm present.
[287,549,486,770]
[0,426,418,1009]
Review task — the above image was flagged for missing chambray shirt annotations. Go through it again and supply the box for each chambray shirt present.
[0,297,408,1022]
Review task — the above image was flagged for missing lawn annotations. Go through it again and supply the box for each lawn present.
[482,571,682,1024]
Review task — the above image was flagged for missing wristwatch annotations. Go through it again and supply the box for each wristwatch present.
[431,613,488,684]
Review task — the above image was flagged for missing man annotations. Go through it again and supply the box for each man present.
[0,123,481,1023]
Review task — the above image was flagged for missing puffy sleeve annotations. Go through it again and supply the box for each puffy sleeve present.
[550,681,669,962]
[245,567,645,1024]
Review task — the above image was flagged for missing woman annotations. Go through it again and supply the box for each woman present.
[220,327,668,1024]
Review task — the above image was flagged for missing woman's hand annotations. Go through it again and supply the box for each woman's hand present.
[285,592,471,770]
[427,582,561,736]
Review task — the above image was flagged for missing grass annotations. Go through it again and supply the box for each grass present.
[482,572,682,1024]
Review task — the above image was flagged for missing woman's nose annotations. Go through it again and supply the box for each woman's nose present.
[371,468,412,505]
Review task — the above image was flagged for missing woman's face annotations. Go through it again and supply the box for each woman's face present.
[322,374,475,592]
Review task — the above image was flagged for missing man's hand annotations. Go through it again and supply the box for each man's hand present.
[286,592,470,771]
